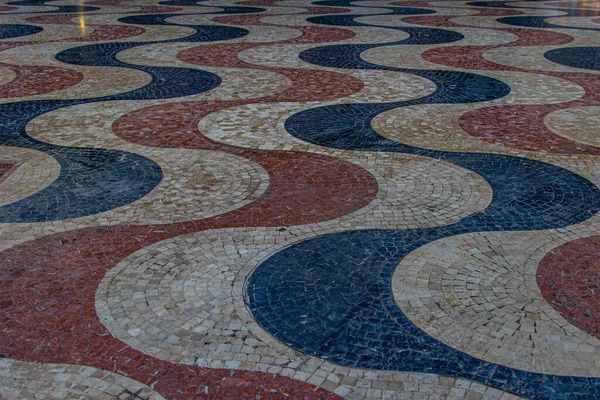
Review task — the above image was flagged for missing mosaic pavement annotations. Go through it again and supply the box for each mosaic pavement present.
[0,0,599,398]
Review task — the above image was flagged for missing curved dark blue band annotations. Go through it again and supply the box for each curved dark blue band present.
[0,9,253,222]
[246,3,600,398]
[545,47,600,71]
[0,24,42,39]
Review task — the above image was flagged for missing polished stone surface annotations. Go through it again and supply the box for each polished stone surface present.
[0,0,599,398]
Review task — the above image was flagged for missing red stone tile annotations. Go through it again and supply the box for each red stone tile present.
[537,237,600,339]
[0,64,84,98]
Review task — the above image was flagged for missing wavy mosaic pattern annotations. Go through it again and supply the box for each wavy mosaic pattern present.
[0,0,599,398]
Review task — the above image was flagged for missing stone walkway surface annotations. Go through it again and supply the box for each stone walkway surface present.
[0,0,599,398]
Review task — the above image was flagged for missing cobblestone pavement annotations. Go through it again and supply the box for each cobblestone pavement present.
[0,0,599,398]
